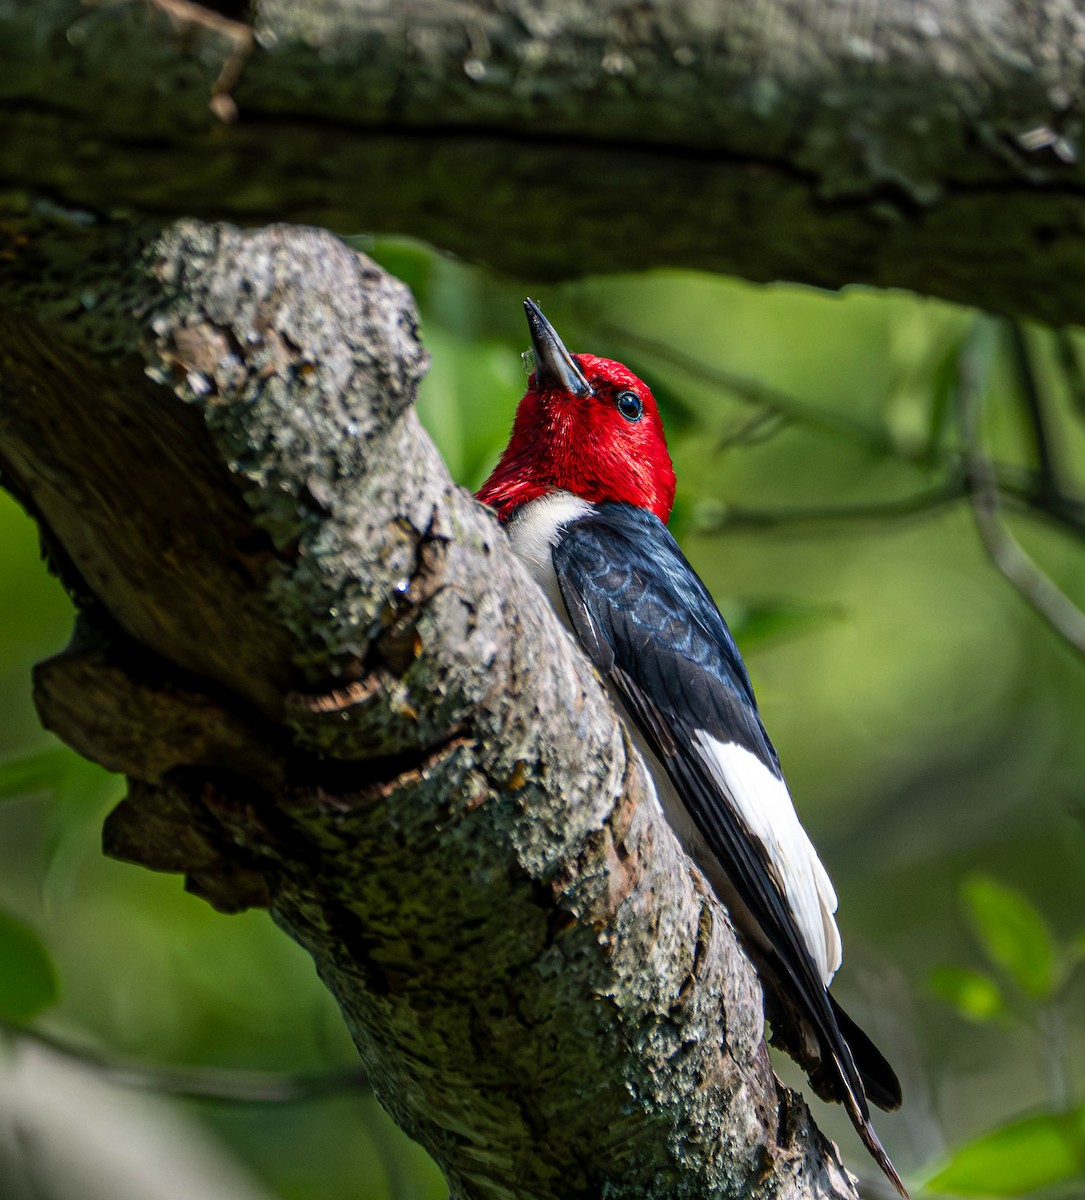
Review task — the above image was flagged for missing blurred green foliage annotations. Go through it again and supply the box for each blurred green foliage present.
[925,875,1085,1196]
[2,239,1084,1197]
[929,965,1008,1025]
[927,1105,1085,1197]
[960,874,1060,1003]
[0,906,57,1021]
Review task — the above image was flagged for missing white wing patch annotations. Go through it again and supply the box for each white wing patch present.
[693,732,842,986]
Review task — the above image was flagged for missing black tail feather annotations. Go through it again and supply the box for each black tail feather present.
[849,1100,909,1199]
[829,994,903,1112]
[829,997,908,1197]
[758,951,906,1192]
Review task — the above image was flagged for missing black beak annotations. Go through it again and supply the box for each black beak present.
[524,299,593,397]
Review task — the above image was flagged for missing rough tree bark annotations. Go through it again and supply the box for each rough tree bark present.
[3,0,1085,325]
[0,219,864,1198]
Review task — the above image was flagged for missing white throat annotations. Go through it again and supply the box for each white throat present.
[506,491,593,618]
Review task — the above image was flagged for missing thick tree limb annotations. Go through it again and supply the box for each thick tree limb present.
[3,0,1085,324]
[0,220,862,1198]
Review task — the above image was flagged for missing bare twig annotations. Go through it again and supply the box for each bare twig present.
[0,1021,370,1104]
[999,481,1085,541]
[958,340,1085,661]
[81,0,254,123]
[715,408,790,450]
[696,480,965,536]
[1054,329,1085,422]
[1007,322,1059,500]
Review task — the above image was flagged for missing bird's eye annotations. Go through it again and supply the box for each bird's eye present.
[615,390,643,421]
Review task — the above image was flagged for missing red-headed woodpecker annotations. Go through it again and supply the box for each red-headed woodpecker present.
[478,300,906,1196]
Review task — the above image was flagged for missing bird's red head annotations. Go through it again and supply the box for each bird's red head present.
[477,301,676,524]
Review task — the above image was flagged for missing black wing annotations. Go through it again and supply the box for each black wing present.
[552,502,904,1192]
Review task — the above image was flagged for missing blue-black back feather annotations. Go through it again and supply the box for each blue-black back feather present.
[552,503,780,774]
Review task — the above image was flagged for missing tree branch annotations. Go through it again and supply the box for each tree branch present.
[4,0,1085,323]
[958,332,1085,661]
[695,482,966,536]
[0,1021,370,1105]
[1054,330,1085,422]
[1007,322,1060,501]
[0,219,861,1199]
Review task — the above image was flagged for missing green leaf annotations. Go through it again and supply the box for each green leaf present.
[0,908,59,1021]
[928,964,1006,1023]
[0,747,70,802]
[961,874,1058,1000]
[926,1106,1085,1196]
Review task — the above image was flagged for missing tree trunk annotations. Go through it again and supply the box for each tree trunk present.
[0,218,863,1198]
[3,0,1085,325]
